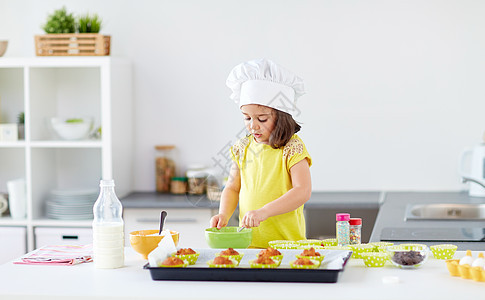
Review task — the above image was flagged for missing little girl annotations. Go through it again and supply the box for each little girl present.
[210,58,312,248]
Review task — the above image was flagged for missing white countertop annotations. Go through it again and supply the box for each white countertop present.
[0,248,482,300]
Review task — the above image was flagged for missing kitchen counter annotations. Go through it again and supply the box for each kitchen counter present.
[370,192,485,250]
[120,191,382,210]
[0,247,482,300]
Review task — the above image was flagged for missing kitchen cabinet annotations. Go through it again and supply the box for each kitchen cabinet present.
[34,227,93,248]
[0,226,26,264]
[0,57,132,253]
[124,208,215,248]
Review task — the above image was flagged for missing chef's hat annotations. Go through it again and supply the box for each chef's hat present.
[226,58,305,117]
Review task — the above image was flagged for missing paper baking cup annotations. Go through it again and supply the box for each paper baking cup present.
[207,258,238,268]
[249,259,279,269]
[289,259,321,269]
[430,244,457,260]
[296,254,325,263]
[216,253,244,264]
[172,252,200,265]
[297,239,323,246]
[349,244,375,259]
[321,238,338,247]
[159,261,189,268]
[361,252,387,267]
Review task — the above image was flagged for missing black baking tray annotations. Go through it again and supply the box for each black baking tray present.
[144,249,352,283]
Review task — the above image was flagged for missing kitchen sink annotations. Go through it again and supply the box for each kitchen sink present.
[405,203,485,221]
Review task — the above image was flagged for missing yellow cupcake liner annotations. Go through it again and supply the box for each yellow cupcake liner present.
[430,244,457,260]
[268,240,292,247]
[272,243,299,250]
[206,258,238,268]
[249,259,279,269]
[325,245,351,251]
[172,252,200,265]
[216,253,244,264]
[321,238,338,247]
[349,244,375,259]
[369,242,394,253]
[296,254,325,263]
[297,239,323,246]
[361,252,387,267]
[301,245,325,250]
[289,259,321,269]
[158,261,189,268]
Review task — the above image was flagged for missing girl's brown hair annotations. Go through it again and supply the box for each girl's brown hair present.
[268,110,301,149]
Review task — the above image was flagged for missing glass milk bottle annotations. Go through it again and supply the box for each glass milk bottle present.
[92,179,124,269]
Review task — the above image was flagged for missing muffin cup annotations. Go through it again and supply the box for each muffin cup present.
[369,242,394,253]
[349,244,375,259]
[361,252,387,267]
[249,259,279,269]
[297,239,323,247]
[430,244,457,260]
[207,258,238,268]
[321,238,338,247]
[172,251,200,265]
[159,261,189,268]
[289,259,321,269]
[296,254,325,263]
[216,253,244,264]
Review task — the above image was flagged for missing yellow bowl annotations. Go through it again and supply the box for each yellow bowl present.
[130,229,179,259]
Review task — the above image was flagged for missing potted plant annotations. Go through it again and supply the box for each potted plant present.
[77,13,102,33]
[35,7,110,56]
[17,112,24,140]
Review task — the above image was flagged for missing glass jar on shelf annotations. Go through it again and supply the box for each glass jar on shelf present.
[186,165,208,195]
[155,145,176,193]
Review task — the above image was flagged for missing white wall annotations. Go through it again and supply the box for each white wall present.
[1,0,484,192]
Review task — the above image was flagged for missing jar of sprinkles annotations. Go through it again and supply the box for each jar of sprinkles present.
[336,213,350,247]
[349,218,362,245]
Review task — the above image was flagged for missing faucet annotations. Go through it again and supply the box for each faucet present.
[462,177,485,189]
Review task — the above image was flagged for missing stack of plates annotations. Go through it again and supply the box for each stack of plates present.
[46,189,98,220]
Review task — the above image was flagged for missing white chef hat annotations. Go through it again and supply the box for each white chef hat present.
[226,58,305,117]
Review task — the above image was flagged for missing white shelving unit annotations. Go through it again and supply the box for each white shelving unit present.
[0,57,133,256]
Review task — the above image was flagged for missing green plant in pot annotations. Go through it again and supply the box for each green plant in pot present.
[42,7,76,34]
[78,13,102,33]
[17,112,24,140]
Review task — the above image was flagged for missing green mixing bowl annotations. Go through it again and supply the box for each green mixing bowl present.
[205,227,253,249]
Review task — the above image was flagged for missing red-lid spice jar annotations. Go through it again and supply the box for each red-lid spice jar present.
[349,218,362,245]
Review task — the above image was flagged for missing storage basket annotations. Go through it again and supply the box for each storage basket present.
[35,34,110,56]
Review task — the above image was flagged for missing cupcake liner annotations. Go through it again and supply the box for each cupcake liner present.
[301,245,325,250]
[430,244,457,260]
[172,252,200,265]
[289,259,321,269]
[206,258,238,268]
[268,240,291,247]
[297,239,323,246]
[272,243,299,250]
[369,242,394,252]
[216,253,244,264]
[361,252,387,267]
[349,244,375,259]
[249,259,279,269]
[296,254,325,263]
[158,261,189,268]
[321,238,338,247]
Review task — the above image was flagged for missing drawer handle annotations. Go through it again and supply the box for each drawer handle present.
[135,218,197,223]
[62,235,79,240]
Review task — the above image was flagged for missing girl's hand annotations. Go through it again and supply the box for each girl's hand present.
[241,209,269,228]
[210,214,228,229]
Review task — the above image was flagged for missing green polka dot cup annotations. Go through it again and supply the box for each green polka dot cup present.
[297,239,323,247]
[321,238,338,247]
[361,252,387,267]
[369,242,394,253]
[207,258,238,268]
[290,258,321,269]
[171,251,200,265]
[430,244,457,260]
[349,244,375,259]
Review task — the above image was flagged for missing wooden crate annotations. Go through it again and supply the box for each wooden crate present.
[34,34,110,56]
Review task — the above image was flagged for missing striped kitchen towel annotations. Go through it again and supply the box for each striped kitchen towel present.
[14,244,93,266]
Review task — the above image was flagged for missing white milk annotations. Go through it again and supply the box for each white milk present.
[93,223,124,269]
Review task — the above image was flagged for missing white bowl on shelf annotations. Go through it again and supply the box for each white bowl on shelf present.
[49,117,93,140]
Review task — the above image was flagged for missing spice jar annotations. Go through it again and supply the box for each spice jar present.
[336,213,350,247]
[155,145,176,193]
[170,177,187,194]
[186,165,208,195]
[349,218,362,245]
